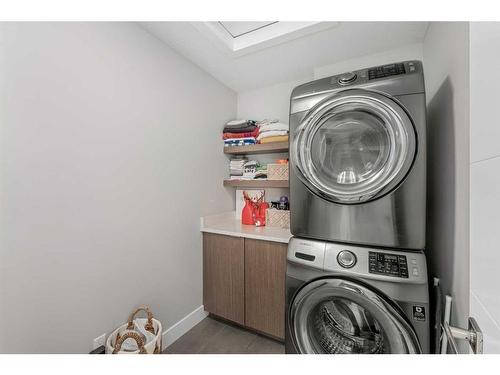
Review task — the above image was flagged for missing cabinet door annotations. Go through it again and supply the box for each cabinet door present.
[203,233,245,325]
[244,238,287,340]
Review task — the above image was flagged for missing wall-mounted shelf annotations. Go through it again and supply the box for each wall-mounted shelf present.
[223,179,289,188]
[223,142,289,155]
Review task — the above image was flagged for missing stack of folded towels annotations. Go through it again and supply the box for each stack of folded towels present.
[229,158,247,179]
[228,159,268,180]
[223,120,258,147]
[256,119,289,144]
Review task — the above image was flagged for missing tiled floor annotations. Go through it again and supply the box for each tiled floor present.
[163,316,285,354]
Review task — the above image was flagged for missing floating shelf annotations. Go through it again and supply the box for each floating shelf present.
[223,142,289,155]
[223,179,289,188]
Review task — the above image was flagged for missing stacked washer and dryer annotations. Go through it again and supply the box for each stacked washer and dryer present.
[285,61,430,354]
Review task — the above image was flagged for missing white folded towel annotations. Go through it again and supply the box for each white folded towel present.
[257,130,289,141]
[226,119,249,126]
[259,122,289,132]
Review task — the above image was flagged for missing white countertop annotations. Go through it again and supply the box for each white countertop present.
[200,211,292,244]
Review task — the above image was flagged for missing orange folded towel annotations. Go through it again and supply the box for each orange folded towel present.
[260,135,289,144]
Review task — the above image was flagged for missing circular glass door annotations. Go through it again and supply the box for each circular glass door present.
[291,89,416,203]
[289,277,421,354]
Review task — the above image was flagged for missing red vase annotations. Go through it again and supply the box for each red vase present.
[258,202,269,226]
[242,199,255,225]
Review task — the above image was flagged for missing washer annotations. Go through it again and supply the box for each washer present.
[289,61,426,249]
[285,237,430,354]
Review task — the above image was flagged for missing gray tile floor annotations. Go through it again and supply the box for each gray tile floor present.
[163,316,285,354]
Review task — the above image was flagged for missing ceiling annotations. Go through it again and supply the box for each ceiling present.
[140,22,429,93]
[219,22,277,37]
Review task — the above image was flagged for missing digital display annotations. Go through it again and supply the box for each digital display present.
[368,63,406,80]
[369,252,408,278]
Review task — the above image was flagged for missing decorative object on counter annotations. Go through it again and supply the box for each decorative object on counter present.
[270,196,290,210]
[242,190,268,226]
[106,306,162,354]
[266,208,291,229]
[279,196,289,210]
[236,189,264,219]
[242,193,255,225]
[256,201,269,226]
[268,160,289,181]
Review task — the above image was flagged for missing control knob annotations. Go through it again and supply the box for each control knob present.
[337,250,357,268]
[338,72,357,85]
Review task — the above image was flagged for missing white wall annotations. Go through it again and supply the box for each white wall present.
[0,22,236,353]
[423,22,470,335]
[469,22,500,353]
[237,77,312,125]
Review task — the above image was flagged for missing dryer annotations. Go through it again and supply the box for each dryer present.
[285,237,430,354]
[289,61,426,249]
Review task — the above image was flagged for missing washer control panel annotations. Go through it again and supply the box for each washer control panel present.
[289,237,427,284]
[368,252,408,278]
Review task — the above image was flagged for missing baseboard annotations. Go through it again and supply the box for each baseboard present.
[162,305,208,348]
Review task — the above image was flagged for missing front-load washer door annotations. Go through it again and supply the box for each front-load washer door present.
[291,89,416,203]
[289,276,421,354]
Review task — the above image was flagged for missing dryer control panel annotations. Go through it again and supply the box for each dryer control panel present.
[368,62,406,80]
[368,252,408,278]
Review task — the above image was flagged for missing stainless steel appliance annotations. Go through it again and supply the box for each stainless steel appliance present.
[285,237,430,354]
[289,61,426,249]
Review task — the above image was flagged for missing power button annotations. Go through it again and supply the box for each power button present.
[338,72,357,85]
[337,250,357,269]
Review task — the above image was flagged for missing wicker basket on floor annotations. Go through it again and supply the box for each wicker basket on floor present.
[266,208,290,229]
[267,163,289,181]
[106,306,162,354]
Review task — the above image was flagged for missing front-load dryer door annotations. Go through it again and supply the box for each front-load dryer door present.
[291,89,416,203]
[289,276,421,354]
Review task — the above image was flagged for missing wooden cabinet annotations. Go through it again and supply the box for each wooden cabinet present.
[203,233,245,325]
[244,238,287,340]
[202,232,287,341]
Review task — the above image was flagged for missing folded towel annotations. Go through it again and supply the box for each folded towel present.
[223,127,259,140]
[260,135,289,144]
[257,130,289,141]
[256,119,279,127]
[259,122,289,132]
[224,137,256,146]
[226,119,249,126]
[222,124,257,134]
[224,120,256,131]
[224,137,256,143]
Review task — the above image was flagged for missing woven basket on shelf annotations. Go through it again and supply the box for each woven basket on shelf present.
[266,208,290,229]
[267,163,289,181]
